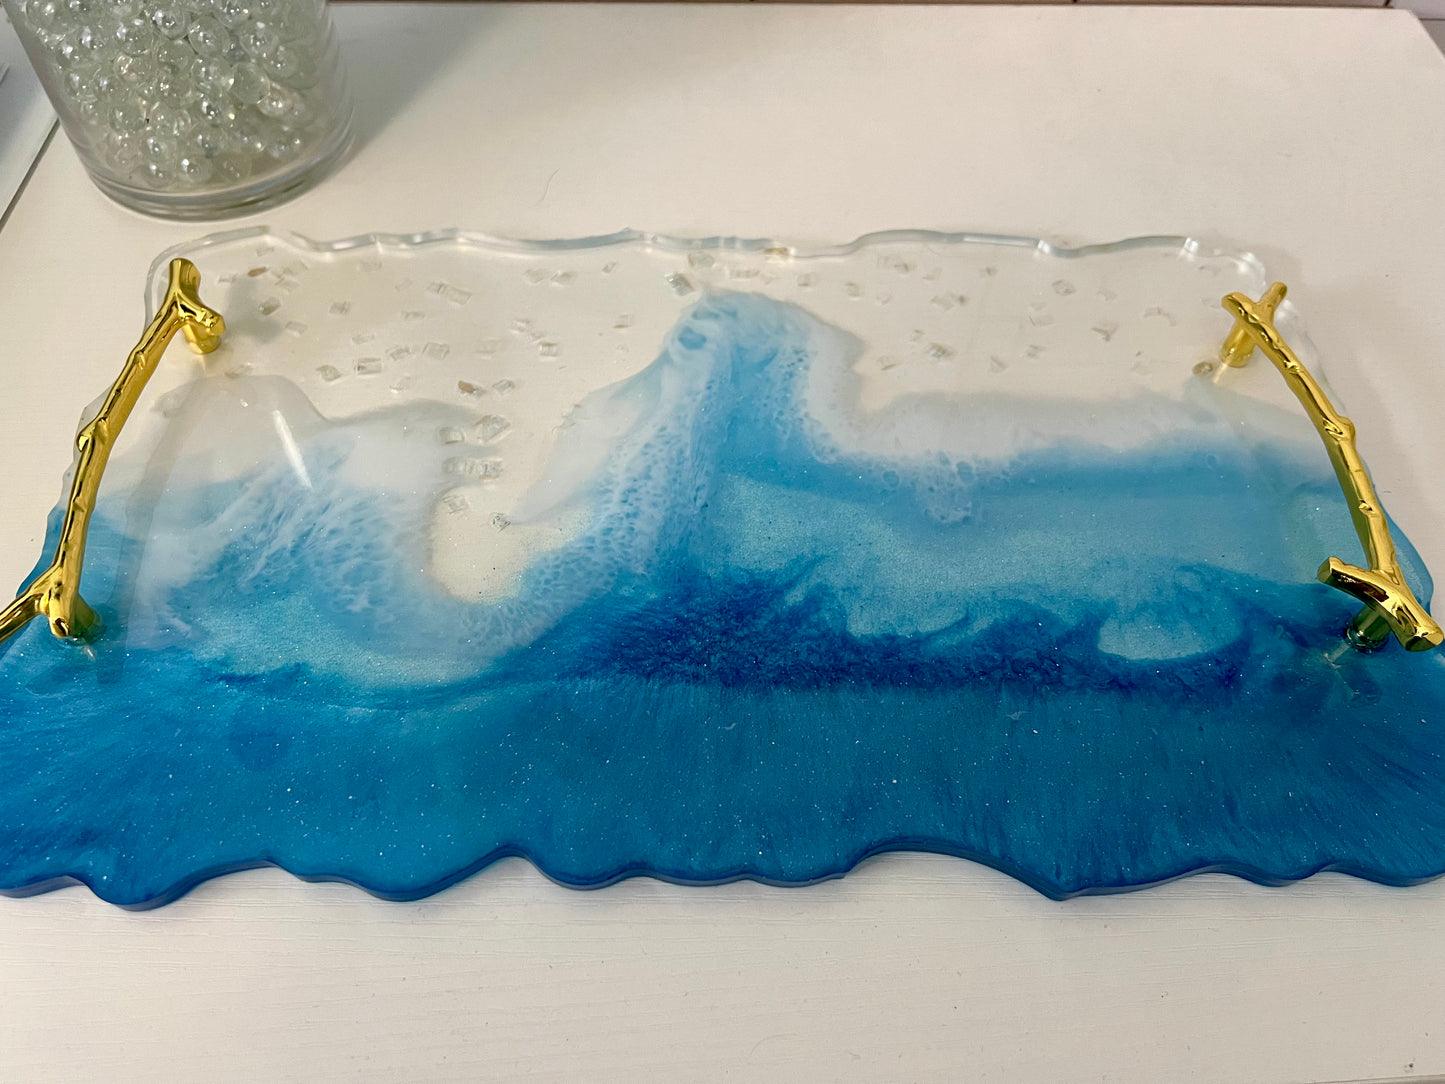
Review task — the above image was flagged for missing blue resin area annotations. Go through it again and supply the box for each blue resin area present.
[4,291,1445,907]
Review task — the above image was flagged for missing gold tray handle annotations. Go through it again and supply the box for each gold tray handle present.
[0,258,224,648]
[1220,283,1443,653]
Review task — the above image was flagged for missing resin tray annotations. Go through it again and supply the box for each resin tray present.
[3,227,1445,907]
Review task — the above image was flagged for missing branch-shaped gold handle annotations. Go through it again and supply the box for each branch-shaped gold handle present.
[0,258,224,649]
[1220,283,1442,652]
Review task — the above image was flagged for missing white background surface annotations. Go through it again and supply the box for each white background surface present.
[3,5,1445,1081]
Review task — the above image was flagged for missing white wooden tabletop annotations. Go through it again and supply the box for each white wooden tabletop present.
[3,5,1445,1081]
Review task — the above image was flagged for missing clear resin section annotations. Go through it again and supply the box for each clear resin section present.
[3,227,1444,906]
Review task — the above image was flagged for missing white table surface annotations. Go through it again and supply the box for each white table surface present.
[4,5,1445,1082]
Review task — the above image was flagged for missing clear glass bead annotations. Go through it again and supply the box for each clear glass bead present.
[112,14,153,57]
[276,47,316,90]
[104,129,142,171]
[77,22,111,54]
[229,121,266,158]
[239,22,277,59]
[255,82,296,119]
[186,14,229,60]
[270,2,313,43]
[280,88,311,127]
[155,37,192,69]
[91,66,118,100]
[189,123,231,159]
[259,41,297,81]
[193,94,237,125]
[151,65,196,106]
[214,0,248,30]
[62,62,101,102]
[264,130,305,161]
[191,56,234,94]
[148,102,193,139]
[74,95,106,126]
[212,152,252,184]
[113,53,157,87]
[24,0,64,32]
[108,97,147,132]
[142,131,179,165]
[176,153,214,184]
[142,158,174,187]
[150,5,188,40]
[228,60,269,105]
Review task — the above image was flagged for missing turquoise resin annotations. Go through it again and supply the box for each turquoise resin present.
[3,230,1444,907]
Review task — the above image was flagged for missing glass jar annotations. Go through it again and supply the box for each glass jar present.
[2,0,353,218]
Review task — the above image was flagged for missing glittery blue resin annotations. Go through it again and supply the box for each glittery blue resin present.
[4,290,1445,907]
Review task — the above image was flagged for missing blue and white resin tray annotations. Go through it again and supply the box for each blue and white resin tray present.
[3,227,1444,907]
